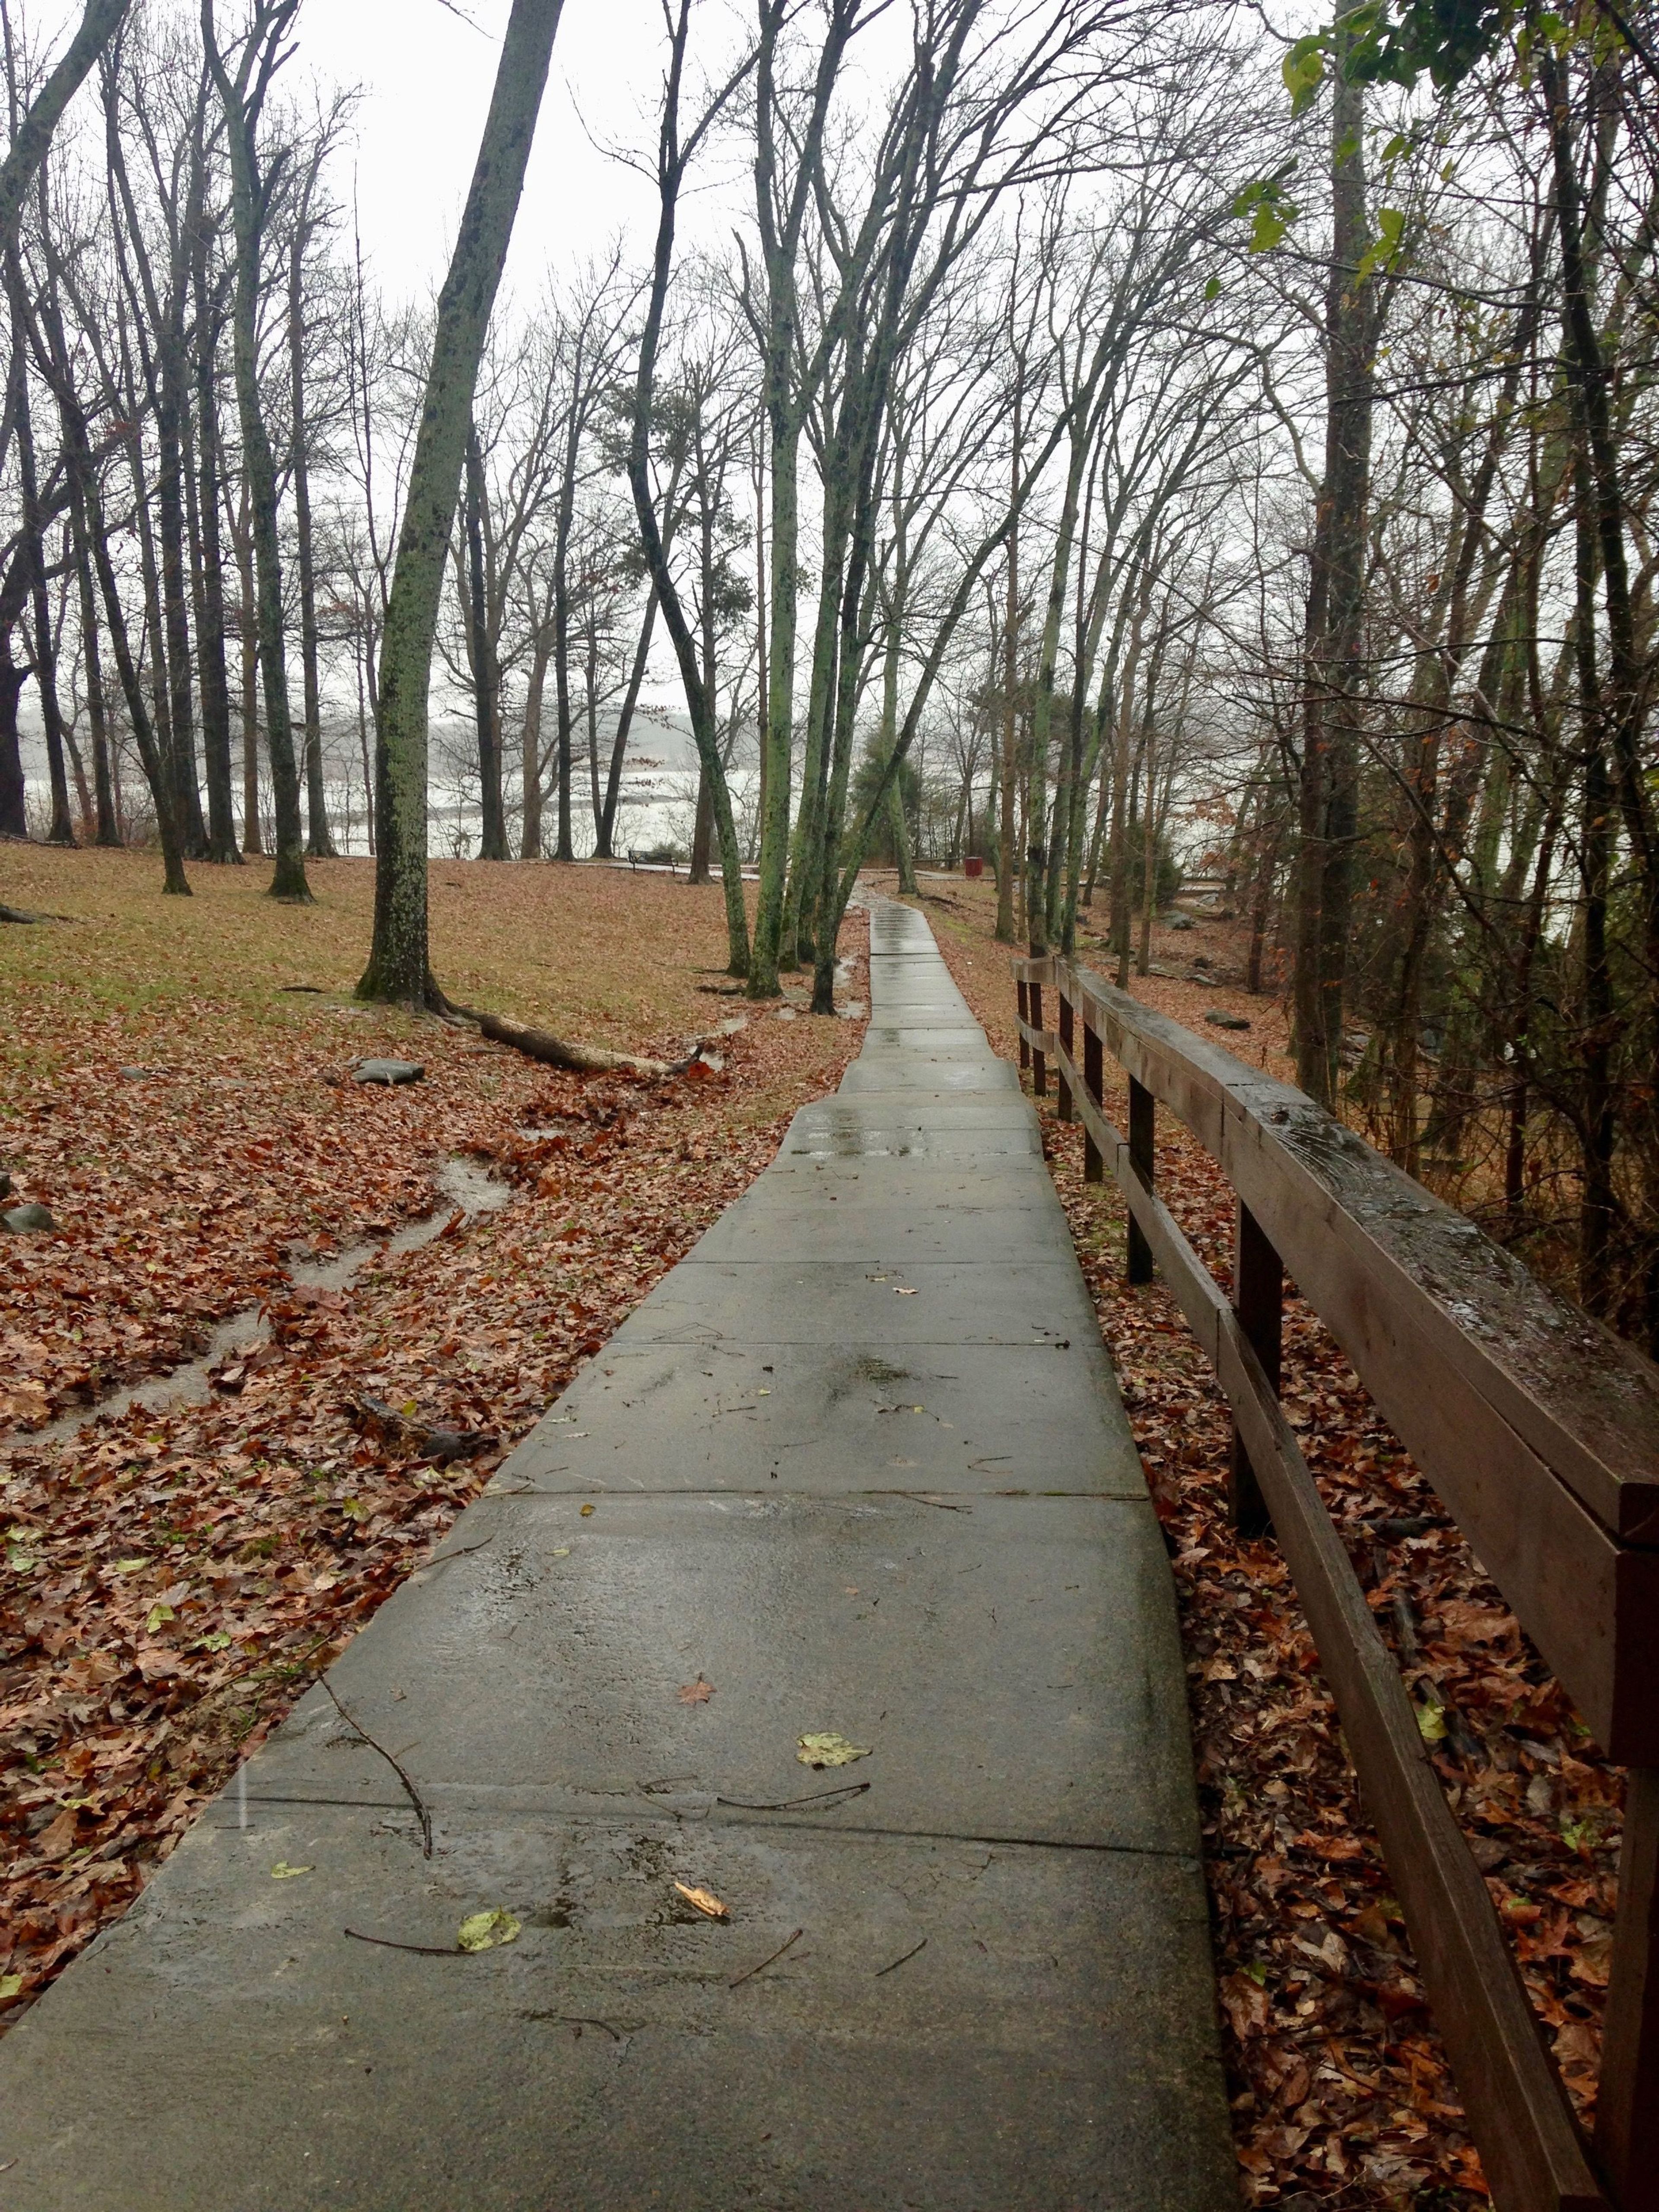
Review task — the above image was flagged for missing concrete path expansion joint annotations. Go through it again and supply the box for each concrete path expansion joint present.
[0,898,1234,2211]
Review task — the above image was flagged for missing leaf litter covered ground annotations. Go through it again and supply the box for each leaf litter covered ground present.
[902,869,1624,2211]
[0,849,866,2024]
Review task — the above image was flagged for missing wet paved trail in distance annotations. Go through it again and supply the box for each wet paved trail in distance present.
[0,899,1233,2211]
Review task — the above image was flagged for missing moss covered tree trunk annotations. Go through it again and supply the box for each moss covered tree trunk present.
[356,0,566,1004]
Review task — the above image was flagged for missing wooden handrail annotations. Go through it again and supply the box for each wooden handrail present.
[1012,952,1659,2212]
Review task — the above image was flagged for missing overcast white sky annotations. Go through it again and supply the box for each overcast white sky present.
[298,0,665,299]
[26,0,684,298]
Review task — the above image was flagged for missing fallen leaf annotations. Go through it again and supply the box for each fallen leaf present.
[0,1974,23,2003]
[1220,1968,1271,2039]
[674,1881,729,1920]
[579,1503,595,1517]
[145,1602,175,1634]
[35,1807,81,1858]
[798,1732,871,1769]
[270,1861,313,1880]
[893,1287,917,1296]
[457,1908,521,1952]
[678,1677,714,1704]
[0,883,872,2033]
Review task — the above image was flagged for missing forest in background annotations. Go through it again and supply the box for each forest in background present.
[1,0,1657,1349]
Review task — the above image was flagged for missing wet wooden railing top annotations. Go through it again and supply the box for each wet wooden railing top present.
[1016,954,1659,1770]
[1028,954,1659,1543]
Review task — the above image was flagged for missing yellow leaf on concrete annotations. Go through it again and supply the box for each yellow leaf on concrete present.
[798,1732,871,1769]
[457,1908,521,1953]
[270,1862,313,1879]
[674,1881,730,1920]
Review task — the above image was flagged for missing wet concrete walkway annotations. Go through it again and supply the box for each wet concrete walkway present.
[0,901,1233,2211]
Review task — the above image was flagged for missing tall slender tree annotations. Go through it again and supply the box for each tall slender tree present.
[202,0,310,899]
[358,0,566,1004]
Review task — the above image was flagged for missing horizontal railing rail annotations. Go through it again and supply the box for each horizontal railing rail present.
[1013,953,1659,2212]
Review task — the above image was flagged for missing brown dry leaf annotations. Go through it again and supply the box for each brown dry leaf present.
[673,1881,730,1921]
[922,877,1628,2210]
[0,857,868,2021]
[677,1677,714,1704]
[34,1807,82,1859]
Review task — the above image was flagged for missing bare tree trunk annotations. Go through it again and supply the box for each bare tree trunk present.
[752,431,769,851]
[31,221,118,842]
[520,620,550,860]
[0,634,25,839]
[71,479,118,844]
[0,0,133,243]
[598,583,657,858]
[102,81,207,858]
[358,0,566,1003]
[290,167,337,858]
[86,457,191,893]
[747,0,856,995]
[232,486,262,853]
[4,246,75,844]
[202,0,310,900]
[1292,41,1374,1108]
[995,525,1018,943]
[626,0,752,977]
[191,134,240,862]
[463,423,507,858]
[355,620,375,855]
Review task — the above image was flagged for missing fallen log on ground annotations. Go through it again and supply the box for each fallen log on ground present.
[452,1004,696,1079]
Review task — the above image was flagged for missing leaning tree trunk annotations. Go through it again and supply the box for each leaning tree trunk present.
[357,0,566,1004]
[0,0,134,244]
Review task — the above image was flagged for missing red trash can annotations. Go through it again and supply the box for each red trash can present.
[964,855,984,879]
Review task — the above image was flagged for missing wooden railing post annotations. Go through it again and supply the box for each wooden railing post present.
[1230,1200,1281,1538]
[1597,1769,1659,2210]
[1056,976,1074,1122]
[1126,1075,1154,1284]
[1042,958,1659,2211]
[1082,1018,1104,1184]
[1030,977,1047,1096]
[1017,977,1030,1072]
